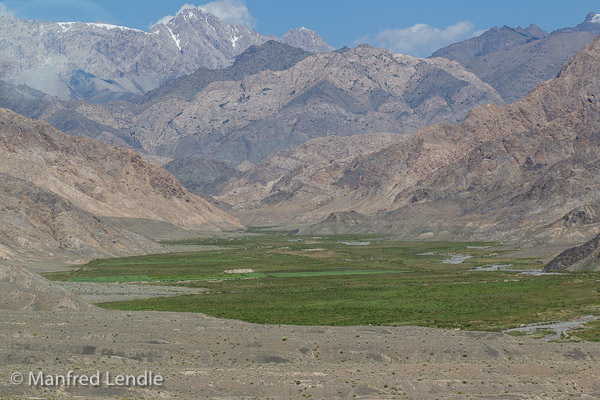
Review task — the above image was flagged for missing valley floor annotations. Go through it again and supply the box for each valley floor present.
[4,234,600,399]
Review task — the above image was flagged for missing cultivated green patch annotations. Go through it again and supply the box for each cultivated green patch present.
[45,234,600,334]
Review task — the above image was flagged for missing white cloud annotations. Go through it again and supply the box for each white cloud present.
[199,0,255,27]
[150,0,256,29]
[150,3,194,28]
[355,21,479,57]
[0,2,15,16]
[151,14,176,27]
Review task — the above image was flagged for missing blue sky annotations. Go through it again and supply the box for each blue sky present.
[1,0,599,57]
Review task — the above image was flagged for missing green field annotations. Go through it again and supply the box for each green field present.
[45,234,600,336]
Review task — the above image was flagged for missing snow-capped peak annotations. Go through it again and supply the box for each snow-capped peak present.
[591,13,600,23]
[57,22,145,33]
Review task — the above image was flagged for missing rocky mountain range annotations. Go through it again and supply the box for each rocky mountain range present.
[0,7,332,103]
[0,39,503,197]
[3,10,600,252]
[123,44,502,165]
[431,12,600,102]
[290,35,600,246]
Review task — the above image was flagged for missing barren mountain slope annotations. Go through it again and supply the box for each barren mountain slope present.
[0,108,241,231]
[0,174,161,266]
[302,35,600,245]
[432,13,600,102]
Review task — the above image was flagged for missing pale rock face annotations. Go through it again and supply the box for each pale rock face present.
[280,27,334,53]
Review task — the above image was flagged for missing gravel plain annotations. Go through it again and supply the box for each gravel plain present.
[1,308,600,399]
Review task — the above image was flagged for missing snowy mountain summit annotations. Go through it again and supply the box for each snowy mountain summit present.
[0,7,333,102]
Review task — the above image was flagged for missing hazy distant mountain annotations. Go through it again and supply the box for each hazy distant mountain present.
[0,80,145,151]
[164,157,241,196]
[432,12,600,102]
[280,27,334,53]
[215,133,404,225]
[0,9,334,103]
[556,11,600,33]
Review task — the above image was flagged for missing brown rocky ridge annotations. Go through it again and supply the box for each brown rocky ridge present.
[0,173,161,266]
[545,232,600,271]
[263,35,600,247]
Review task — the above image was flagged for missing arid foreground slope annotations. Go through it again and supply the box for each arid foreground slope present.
[0,308,599,399]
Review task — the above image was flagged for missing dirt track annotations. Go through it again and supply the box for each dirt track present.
[55,282,207,303]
